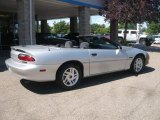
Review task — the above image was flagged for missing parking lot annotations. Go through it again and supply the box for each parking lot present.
[0,45,160,120]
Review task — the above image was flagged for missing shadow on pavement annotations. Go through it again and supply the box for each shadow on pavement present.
[20,66,155,94]
[0,65,7,72]
[0,58,8,72]
[0,50,10,72]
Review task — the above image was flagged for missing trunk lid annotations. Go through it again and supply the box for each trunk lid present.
[10,45,53,62]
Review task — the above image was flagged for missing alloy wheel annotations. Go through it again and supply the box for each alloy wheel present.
[62,67,79,87]
[134,58,143,73]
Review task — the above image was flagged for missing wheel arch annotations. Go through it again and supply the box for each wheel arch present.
[139,37,146,39]
[131,53,146,66]
[135,53,145,59]
[139,37,147,42]
[56,60,84,80]
[129,53,146,73]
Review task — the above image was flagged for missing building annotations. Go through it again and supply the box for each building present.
[0,0,104,49]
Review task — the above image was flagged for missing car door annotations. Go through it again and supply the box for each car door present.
[89,38,128,75]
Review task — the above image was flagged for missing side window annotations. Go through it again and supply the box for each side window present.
[90,37,118,49]
[155,36,158,38]
[101,41,118,49]
[131,31,137,34]
[123,31,129,34]
[118,31,122,34]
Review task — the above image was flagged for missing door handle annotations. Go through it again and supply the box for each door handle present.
[91,53,97,56]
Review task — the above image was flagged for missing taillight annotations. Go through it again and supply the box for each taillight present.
[18,54,35,62]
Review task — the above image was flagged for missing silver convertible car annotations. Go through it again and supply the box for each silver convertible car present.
[5,36,149,89]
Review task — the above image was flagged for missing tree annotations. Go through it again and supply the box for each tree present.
[146,22,160,35]
[50,21,111,35]
[91,24,110,34]
[141,27,147,33]
[103,0,160,41]
[118,23,137,30]
[47,23,52,33]
[53,21,70,34]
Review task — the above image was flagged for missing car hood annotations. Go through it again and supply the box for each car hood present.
[121,46,144,53]
[121,46,133,51]
[121,46,147,58]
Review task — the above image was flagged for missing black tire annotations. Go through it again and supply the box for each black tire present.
[56,64,82,90]
[130,55,145,74]
[146,42,152,46]
[139,38,146,46]
[146,44,151,46]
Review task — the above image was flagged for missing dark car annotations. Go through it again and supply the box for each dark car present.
[100,34,155,46]
[142,36,155,46]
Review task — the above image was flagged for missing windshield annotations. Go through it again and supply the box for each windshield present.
[79,36,119,49]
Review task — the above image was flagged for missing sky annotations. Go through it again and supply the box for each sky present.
[48,15,110,27]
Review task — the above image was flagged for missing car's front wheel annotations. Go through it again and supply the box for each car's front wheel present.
[130,55,145,74]
[57,64,82,90]
[139,38,146,46]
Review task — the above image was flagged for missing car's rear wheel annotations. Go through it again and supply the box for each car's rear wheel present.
[57,64,82,90]
[130,55,145,74]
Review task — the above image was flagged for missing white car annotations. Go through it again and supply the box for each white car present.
[5,36,149,89]
[118,29,150,46]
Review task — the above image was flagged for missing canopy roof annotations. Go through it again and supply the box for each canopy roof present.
[0,0,104,20]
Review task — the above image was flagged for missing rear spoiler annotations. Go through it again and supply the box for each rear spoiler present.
[11,47,26,53]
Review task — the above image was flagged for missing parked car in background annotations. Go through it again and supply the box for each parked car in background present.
[94,34,120,42]
[103,34,126,43]
[152,35,160,44]
[118,29,152,46]
[145,36,156,45]
[36,33,70,46]
[103,34,110,40]
[64,33,79,46]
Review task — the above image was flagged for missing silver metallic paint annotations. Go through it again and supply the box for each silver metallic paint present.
[5,45,149,82]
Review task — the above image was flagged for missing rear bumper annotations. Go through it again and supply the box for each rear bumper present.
[5,58,59,82]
